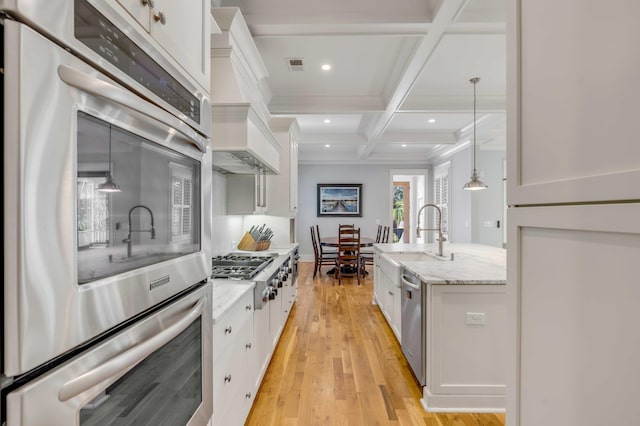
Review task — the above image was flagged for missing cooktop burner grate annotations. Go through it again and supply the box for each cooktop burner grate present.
[211,252,278,279]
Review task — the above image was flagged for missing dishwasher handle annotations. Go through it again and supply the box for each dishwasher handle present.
[401,275,421,291]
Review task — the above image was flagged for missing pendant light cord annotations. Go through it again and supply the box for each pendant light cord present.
[471,77,479,172]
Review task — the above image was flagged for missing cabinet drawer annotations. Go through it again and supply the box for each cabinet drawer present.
[213,337,253,418]
[213,368,255,426]
[213,291,253,359]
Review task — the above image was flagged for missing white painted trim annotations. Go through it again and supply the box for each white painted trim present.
[421,390,506,413]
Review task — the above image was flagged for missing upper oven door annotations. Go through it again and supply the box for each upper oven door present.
[1,0,210,138]
[3,20,212,377]
[6,283,213,426]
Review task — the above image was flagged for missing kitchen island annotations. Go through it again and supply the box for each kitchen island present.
[373,243,506,413]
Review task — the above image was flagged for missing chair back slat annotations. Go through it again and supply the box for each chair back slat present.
[381,226,390,243]
[335,227,361,285]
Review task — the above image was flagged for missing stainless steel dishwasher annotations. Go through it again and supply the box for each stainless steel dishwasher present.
[401,268,425,386]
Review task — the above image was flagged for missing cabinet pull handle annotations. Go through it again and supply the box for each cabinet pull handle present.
[153,11,166,25]
[225,326,232,334]
[141,0,154,8]
[246,305,252,311]
[224,375,232,383]
[246,342,252,349]
[389,291,393,296]
[245,392,252,399]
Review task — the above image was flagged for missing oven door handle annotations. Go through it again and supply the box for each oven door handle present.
[57,65,207,153]
[58,296,206,402]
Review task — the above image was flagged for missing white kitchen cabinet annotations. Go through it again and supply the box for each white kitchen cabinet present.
[226,173,267,215]
[253,300,271,390]
[267,119,299,218]
[507,204,640,426]
[373,252,401,342]
[212,291,255,426]
[112,0,209,91]
[507,0,640,206]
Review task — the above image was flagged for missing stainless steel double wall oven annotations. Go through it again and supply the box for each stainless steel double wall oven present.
[2,0,212,424]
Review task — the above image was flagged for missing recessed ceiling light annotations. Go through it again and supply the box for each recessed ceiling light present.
[428,118,436,123]
[324,119,331,124]
[401,144,407,148]
[321,64,331,71]
[325,144,331,148]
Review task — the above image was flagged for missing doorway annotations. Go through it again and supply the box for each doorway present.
[390,170,428,244]
[393,181,410,242]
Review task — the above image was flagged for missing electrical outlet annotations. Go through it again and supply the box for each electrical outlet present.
[466,312,486,325]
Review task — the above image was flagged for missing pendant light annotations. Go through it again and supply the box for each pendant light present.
[97,124,121,193]
[463,77,488,191]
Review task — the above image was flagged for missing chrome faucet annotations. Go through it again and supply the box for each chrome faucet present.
[122,205,156,258]
[416,203,446,257]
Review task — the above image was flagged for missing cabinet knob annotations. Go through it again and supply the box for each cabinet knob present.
[246,342,252,349]
[153,11,166,25]
[245,392,252,399]
[246,305,252,311]
[224,374,232,383]
[224,326,232,334]
[141,0,154,8]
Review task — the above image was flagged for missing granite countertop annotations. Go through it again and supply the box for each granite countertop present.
[210,280,255,324]
[375,243,506,285]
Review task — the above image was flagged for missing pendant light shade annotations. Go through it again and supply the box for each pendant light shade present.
[463,77,487,191]
[97,124,121,193]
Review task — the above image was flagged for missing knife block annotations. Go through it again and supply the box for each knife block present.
[236,232,271,251]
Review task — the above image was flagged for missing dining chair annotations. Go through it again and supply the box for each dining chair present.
[360,224,382,272]
[334,227,361,285]
[310,226,337,278]
[315,225,338,255]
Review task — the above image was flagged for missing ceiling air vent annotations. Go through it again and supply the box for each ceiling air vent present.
[286,58,304,71]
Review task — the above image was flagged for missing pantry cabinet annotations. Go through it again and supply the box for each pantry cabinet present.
[112,0,209,91]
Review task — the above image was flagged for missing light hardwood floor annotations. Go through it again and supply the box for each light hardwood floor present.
[245,262,506,426]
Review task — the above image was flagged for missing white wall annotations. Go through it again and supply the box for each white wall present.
[298,163,426,260]
[434,147,473,244]
[472,149,506,248]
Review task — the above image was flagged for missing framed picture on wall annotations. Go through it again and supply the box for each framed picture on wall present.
[317,184,363,217]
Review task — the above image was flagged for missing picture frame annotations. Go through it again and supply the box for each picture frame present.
[317,184,363,217]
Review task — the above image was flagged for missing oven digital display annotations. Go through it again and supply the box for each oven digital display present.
[74,0,201,124]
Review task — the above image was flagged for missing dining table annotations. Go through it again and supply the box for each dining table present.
[320,236,375,248]
[320,236,375,275]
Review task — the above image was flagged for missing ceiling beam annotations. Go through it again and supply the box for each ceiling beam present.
[358,0,472,160]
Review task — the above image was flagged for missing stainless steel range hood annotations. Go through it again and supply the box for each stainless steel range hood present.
[211,8,280,175]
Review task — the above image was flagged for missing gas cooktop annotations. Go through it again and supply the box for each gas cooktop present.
[211,252,278,279]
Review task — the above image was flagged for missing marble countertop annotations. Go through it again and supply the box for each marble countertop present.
[375,243,506,285]
[210,280,255,324]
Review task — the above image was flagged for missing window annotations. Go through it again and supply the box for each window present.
[433,163,450,241]
[77,176,110,248]
[171,163,193,244]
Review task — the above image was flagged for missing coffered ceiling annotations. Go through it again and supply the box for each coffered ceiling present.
[214,0,506,164]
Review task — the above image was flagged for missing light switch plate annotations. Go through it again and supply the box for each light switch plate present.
[466,312,486,325]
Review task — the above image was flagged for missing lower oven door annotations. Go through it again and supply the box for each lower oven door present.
[5,283,212,426]
[3,19,212,376]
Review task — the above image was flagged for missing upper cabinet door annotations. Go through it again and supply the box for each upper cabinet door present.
[507,0,640,206]
[149,0,209,92]
[116,0,150,31]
